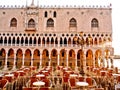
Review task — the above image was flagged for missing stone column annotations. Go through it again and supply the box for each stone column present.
[3,52,8,70]
[57,53,60,66]
[66,51,68,67]
[58,37,60,47]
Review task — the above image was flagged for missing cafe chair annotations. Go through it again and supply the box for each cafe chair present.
[95,88,104,90]
[85,77,96,89]
[78,76,84,82]
[69,78,79,90]
[22,87,33,90]
[23,87,38,90]
[0,79,8,89]
[41,78,51,87]
[39,87,50,90]
[63,76,69,90]
[28,77,38,87]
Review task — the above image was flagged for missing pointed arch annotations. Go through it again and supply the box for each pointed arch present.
[8,37,11,44]
[77,49,84,67]
[16,37,20,45]
[51,49,58,67]
[60,49,66,66]
[33,49,40,68]
[0,48,6,66]
[28,18,35,28]
[47,18,54,27]
[69,18,77,27]
[8,48,14,68]
[42,49,49,66]
[0,37,3,44]
[69,49,75,69]
[91,18,99,28]
[25,49,31,66]
[16,49,23,68]
[86,49,93,66]
[38,37,41,45]
[4,37,7,44]
[51,37,54,44]
[95,49,102,67]
[68,38,71,46]
[10,18,17,27]
[64,37,67,45]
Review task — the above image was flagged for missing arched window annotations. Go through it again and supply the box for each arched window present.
[91,18,99,28]
[47,18,54,27]
[10,18,17,27]
[53,11,57,17]
[28,19,35,28]
[44,11,47,17]
[69,18,77,27]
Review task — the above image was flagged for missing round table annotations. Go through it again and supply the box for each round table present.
[33,81,45,90]
[70,74,78,77]
[76,81,88,90]
[36,74,45,77]
[5,74,14,77]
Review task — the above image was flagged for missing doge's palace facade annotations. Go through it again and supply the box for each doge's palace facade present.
[0,1,114,71]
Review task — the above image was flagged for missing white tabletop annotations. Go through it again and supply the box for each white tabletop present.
[42,70,48,73]
[5,74,14,77]
[33,81,45,86]
[113,73,120,75]
[70,74,78,77]
[76,82,89,86]
[36,74,45,77]
[65,70,72,73]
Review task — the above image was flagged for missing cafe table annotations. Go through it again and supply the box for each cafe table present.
[76,81,89,90]
[70,74,78,77]
[5,74,14,77]
[33,81,45,90]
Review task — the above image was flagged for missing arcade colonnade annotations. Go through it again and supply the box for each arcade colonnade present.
[0,47,113,70]
[0,32,113,70]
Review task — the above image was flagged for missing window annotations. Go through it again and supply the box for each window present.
[53,11,56,17]
[44,11,47,17]
[28,19,35,28]
[91,18,99,28]
[10,18,17,27]
[69,18,77,27]
[47,18,54,27]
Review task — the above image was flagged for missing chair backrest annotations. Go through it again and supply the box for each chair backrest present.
[23,87,33,90]
[78,76,84,82]
[4,76,13,82]
[39,87,49,90]
[0,79,8,88]
[95,88,104,90]
[42,78,51,87]
[86,77,92,86]
[69,78,76,87]
[30,77,38,87]
[63,76,69,83]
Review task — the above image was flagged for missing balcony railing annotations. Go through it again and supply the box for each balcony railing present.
[0,43,112,48]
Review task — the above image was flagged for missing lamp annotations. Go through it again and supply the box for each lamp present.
[77,31,85,76]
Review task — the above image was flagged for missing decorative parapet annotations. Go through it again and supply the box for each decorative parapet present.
[0,4,112,9]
